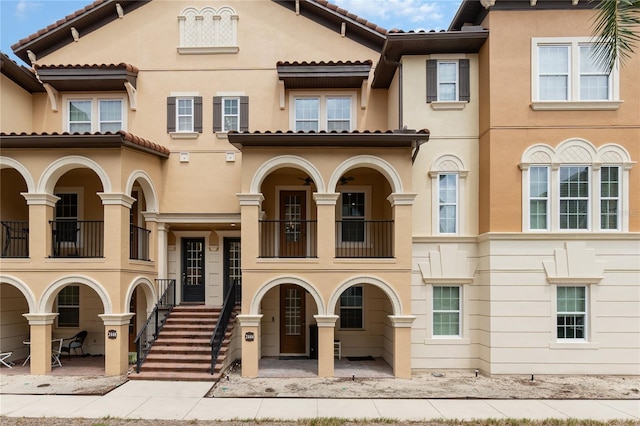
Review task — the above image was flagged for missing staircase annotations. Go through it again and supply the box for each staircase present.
[130,305,234,381]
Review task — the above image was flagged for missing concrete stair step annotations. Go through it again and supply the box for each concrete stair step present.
[153,337,210,345]
[129,371,222,381]
[146,353,211,363]
[150,345,211,354]
[139,361,213,373]
[160,331,213,338]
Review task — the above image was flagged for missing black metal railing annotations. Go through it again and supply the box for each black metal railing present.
[259,220,317,258]
[130,224,151,261]
[1,220,29,258]
[210,279,237,375]
[50,220,104,258]
[135,279,176,373]
[335,220,394,258]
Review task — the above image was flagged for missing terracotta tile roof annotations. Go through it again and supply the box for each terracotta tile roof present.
[314,0,387,35]
[0,51,44,93]
[276,60,372,67]
[34,63,139,73]
[230,129,429,135]
[0,130,169,157]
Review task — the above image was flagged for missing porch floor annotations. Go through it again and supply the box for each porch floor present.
[258,356,393,378]
[1,354,106,376]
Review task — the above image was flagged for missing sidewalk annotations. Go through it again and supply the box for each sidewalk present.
[1,380,638,422]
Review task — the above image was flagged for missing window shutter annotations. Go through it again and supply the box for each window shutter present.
[167,97,176,132]
[459,59,470,102]
[240,96,249,131]
[426,60,438,103]
[213,96,222,132]
[194,96,203,133]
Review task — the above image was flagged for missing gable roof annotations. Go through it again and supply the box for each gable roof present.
[0,52,44,93]
[11,0,386,64]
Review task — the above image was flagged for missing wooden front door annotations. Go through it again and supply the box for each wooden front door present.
[280,285,306,354]
[279,191,306,257]
[182,238,205,303]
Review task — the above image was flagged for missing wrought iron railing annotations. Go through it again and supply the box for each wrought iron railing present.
[259,220,317,258]
[1,220,29,258]
[210,279,237,375]
[130,224,151,261]
[134,279,176,373]
[50,220,104,258]
[335,220,394,258]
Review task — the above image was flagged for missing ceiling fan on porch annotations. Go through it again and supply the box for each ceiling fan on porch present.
[338,176,355,185]
[297,176,314,185]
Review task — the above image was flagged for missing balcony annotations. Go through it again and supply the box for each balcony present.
[259,220,317,258]
[50,220,104,258]
[130,224,151,261]
[1,220,29,258]
[335,220,394,258]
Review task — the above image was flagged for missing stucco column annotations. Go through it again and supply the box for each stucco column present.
[100,313,135,376]
[98,193,135,263]
[388,193,416,267]
[389,315,416,379]
[22,313,58,375]
[314,315,338,377]
[313,193,339,260]
[22,193,58,259]
[154,221,169,278]
[237,314,262,377]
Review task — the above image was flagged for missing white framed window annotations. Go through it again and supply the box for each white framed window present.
[336,186,371,246]
[57,285,80,328]
[178,6,239,54]
[177,97,194,132]
[222,97,239,132]
[520,139,632,232]
[438,174,458,234]
[531,37,620,110]
[437,61,458,101]
[290,92,356,132]
[339,286,363,329]
[556,286,586,340]
[64,96,125,132]
[426,57,470,107]
[432,286,461,337]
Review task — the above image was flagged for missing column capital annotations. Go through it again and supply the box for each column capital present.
[388,315,416,328]
[387,193,417,207]
[237,193,264,206]
[313,193,340,205]
[23,313,58,325]
[99,313,135,326]
[21,193,59,206]
[313,315,339,327]
[237,314,263,327]
[98,192,136,208]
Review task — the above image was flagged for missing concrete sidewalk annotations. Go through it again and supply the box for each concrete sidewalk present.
[1,380,639,422]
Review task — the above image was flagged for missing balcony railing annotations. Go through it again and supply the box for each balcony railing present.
[259,220,317,258]
[335,220,394,258]
[50,220,104,258]
[130,224,151,261]
[1,220,29,258]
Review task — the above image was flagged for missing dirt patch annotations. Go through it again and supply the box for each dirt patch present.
[209,369,640,399]
[0,374,126,395]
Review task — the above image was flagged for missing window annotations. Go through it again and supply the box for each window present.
[291,93,356,132]
[213,96,249,132]
[339,286,363,329]
[600,166,619,230]
[66,98,124,132]
[340,192,365,242]
[559,166,589,230]
[178,6,239,54]
[438,174,458,234]
[529,166,549,230]
[167,96,203,134]
[55,193,78,221]
[57,285,80,327]
[531,38,620,110]
[557,286,586,340]
[426,59,470,103]
[433,286,460,337]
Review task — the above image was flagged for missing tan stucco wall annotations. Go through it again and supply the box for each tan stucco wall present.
[0,75,33,133]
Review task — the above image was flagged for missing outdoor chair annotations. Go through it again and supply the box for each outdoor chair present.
[54,220,79,256]
[0,351,14,368]
[51,338,63,367]
[61,330,87,359]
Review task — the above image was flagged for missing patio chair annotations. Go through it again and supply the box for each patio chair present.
[51,338,63,367]
[61,330,87,359]
[0,351,14,368]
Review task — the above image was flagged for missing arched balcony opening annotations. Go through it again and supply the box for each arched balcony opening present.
[0,168,29,258]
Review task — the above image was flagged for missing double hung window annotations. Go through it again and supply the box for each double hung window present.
[438,174,458,234]
[557,286,586,340]
[166,96,203,134]
[66,98,124,132]
[559,166,590,230]
[339,286,363,329]
[426,58,470,103]
[57,286,80,327]
[529,166,549,230]
[291,93,355,132]
[432,286,461,337]
[177,98,194,132]
[340,192,365,243]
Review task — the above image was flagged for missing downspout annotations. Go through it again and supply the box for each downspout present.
[382,55,403,129]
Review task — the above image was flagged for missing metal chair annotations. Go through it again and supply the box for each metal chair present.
[51,339,63,367]
[0,351,14,368]
[61,330,88,359]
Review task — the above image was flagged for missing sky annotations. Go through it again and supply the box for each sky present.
[1,0,464,65]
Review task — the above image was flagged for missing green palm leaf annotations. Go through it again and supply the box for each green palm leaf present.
[591,0,640,71]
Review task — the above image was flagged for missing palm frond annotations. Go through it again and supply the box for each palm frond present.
[591,0,640,71]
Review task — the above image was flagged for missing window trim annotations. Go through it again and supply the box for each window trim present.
[555,285,587,341]
[338,285,364,330]
[549,282,599,349]
[426,56,470,108]
[531,37,621,111]
[432,285,461,338]
[528,166,550,231]
[289,91,357,132]
[63,95,127,133]
[429,155,468,236]
[437,173,459,235]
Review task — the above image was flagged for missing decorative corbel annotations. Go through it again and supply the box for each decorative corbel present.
[124,81,137,111]
[480,0,496,8]
[116,3,124,18]
[361,79,368,109]
[71,27,80,42]
[43,83,59,112]
[278,80,285,110]
[341,22,346,37]
[295,0,300,15]
[530,0,537,5]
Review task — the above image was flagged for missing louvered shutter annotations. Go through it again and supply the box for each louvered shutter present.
[167,97,176,132]
[239,96,249,131]
[426,60,438,103]
[213,97,222,132]
[459,59,470,102]
[194,96,203,133]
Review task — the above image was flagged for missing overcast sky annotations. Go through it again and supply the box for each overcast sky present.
[1,0,464,65]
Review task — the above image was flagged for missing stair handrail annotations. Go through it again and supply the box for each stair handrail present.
[134,278,176,373]
[210,279,237,375]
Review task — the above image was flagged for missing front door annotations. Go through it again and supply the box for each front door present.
[182,238,205,303]
[280,284,306,354]
[280,191,306,257]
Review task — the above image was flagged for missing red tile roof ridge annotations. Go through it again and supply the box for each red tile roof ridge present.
[34,63,139,72]
[117,130,170,155]
[228,129,429,135]
[312,0,387,35]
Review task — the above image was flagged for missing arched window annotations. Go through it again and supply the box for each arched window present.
[178,6,239,54]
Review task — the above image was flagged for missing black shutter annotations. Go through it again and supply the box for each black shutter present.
[194,96,203,133]
[167,97,176,132]
[239,96,249,131]
[459,59,470,102]
[426,59,438,103]
[213,96,222,132]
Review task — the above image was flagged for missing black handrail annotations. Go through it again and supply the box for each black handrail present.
[130,224,151,261]
[210,279,237,375]
[134,279,176,373]
[259,219,317,258]
[1,220,29,258]
[335,220,394,258]
[50,220,104,257]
